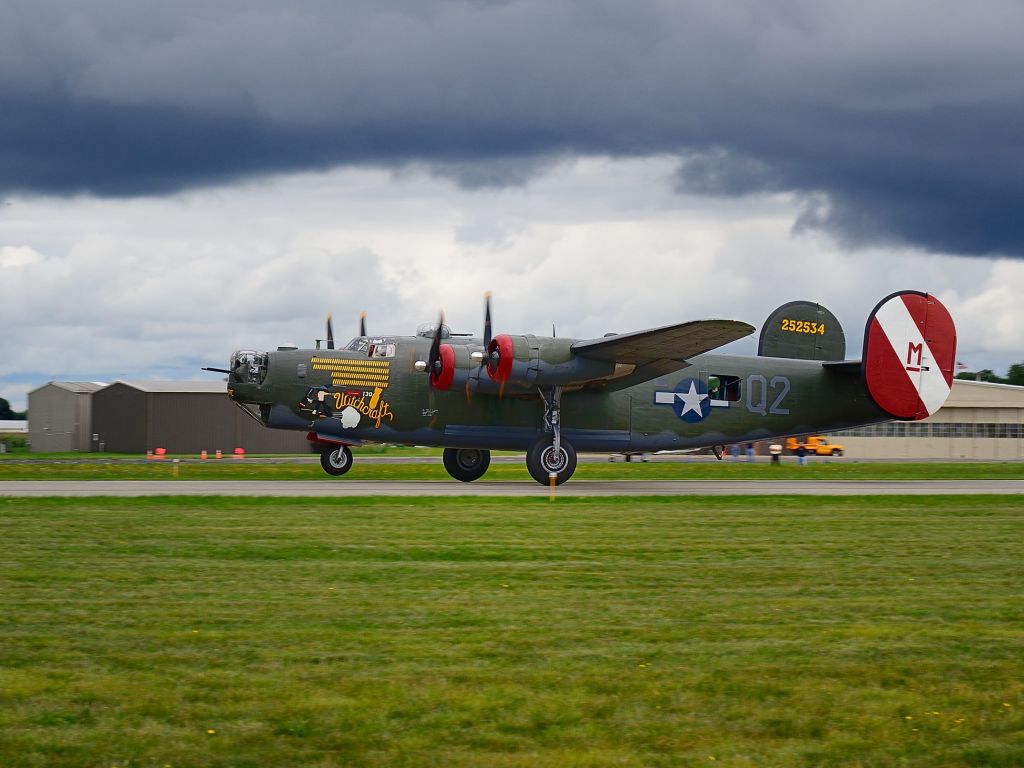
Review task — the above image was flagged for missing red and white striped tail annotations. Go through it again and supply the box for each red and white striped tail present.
[863,291,957,421]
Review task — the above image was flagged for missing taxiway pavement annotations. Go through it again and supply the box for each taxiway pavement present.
[2,480,1024,497]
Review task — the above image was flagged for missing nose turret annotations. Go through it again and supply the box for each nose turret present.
[229,349,268,384]
[228,349,269,402]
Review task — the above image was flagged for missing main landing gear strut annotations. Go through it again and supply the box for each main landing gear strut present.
[526,386,577,486]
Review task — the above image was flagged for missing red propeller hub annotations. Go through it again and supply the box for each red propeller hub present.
[486,334,514,383]
[430,344,456,390]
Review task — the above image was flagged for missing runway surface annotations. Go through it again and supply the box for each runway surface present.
[3,480,1024,496]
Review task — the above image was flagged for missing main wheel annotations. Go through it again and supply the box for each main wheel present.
[526,437,577,486]
[442,448,491,482]
[831,449,843,457]
[320,444,353,476]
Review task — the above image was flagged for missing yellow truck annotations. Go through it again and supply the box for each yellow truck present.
[785,435,845,457]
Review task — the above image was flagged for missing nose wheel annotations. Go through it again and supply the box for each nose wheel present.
[320,444,353,476]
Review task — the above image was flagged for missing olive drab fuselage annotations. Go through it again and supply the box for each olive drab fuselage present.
[227,334,889,453]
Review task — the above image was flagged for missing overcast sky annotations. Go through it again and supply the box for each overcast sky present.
[3,0,1024,410]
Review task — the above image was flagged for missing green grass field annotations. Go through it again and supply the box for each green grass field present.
[1,496,1021,766]
[3,458,1024,481]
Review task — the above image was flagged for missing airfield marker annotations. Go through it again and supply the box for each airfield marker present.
[549,471,557,500]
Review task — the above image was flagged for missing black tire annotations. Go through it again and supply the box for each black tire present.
[320,445,353,476]
[526,437,577,486]
[832,449,843,457]
[442,448,491,482]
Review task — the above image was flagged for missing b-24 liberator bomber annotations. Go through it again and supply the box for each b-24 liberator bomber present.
[210,291,956,485]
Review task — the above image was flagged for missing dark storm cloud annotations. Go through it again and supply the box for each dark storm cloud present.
[2,0,1024,256]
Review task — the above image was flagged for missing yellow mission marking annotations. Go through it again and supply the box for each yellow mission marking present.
[311,357,389,368]
[328,372,389,379]
[309,364,389,370]
[331,378,389,388]
[310,358,392,389]
[312,366,390,373]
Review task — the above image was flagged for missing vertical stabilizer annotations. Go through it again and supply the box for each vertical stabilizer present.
[758,301,845,360]
[863,291,957,420]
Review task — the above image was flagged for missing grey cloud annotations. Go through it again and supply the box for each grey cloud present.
[2,0,1024,255]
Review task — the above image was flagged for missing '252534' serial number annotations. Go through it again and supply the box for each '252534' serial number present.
[781,319,826,335]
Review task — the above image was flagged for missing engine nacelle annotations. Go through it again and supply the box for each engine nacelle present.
[486,334,621,389]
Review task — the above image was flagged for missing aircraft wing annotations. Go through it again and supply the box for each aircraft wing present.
[571,319,755,390]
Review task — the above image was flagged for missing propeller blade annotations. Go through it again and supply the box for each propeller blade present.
[483,291,493,347]
[427,309,445,375]
[359,312,367,337]
[326,314,335,350]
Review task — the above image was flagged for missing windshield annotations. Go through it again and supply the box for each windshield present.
[416,322,451,339]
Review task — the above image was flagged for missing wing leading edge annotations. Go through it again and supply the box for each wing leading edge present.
[572,319,755,390]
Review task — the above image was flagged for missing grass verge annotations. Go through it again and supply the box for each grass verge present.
[3,459,1024,481]
[1,496,1022,766]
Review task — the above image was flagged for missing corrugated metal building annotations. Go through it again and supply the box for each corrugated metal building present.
[831,379,1024,459]
[92,381,310,454]
[27,381,104,452]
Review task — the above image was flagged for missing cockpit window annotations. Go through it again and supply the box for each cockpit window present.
[368,343,396,358]
[416,322,452,339]
[345,337,369,353]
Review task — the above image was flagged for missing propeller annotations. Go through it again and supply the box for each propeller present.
[467,292,494,403]
[359,311,367,337]
[483,292,504,378]
[427,309,445,378]
[326,314,335,350]
[484,291,493,347]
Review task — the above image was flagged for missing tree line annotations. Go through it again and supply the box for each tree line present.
[955,363,1024,386]
[0,398,26,420]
